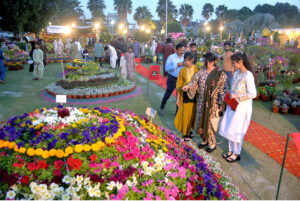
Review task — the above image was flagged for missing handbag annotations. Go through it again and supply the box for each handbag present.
[224,92,239,111]
[182,91,196,103]
[211,108,223,133]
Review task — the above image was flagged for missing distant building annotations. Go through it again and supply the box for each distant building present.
[184,20,206,37]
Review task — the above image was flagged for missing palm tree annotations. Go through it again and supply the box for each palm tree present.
[113,0,132,23]
[134,6,153,25]
[215,5,228,23]
[156,0,177,28]
[201,3,214,21]
[52,0,84,24]
[87,0,106,19]
[179,3,194,33]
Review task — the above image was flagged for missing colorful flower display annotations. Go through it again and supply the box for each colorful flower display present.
[0,106,241,200]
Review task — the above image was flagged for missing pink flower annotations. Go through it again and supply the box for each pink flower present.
[155,196,161,200]
[169,172,179,178]
[111,161,119,167]
[178,167,186,178]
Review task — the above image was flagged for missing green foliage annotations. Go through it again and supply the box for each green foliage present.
[179,3,194,31]
[202,3,214,21]
[51,0,84,25]
[88,0,106,19]
[134,30,152,42]
[198,30,204,38]
[113,0,132,22]
[156,0,178,27]
[167,22,183,33]
[215,5,228,21]
[205,39,213,49]
[134,6,153,25]
[99,31,113,44]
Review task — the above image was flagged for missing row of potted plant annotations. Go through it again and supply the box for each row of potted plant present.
[272,99,300,115]
[46,81,136,99]
[49,57,72,63]
[254,86,277,101]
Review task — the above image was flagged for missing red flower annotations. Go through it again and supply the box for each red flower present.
[27,162,38,172]
[54,160,64,169]
[101,106,109,110]
[53,168,61,176]
[13,163,23,168]
[89,154,97,162]
[21,176,30,184]
[0,152,6,156]
[36,131,41,136]
[67,156,82,170]
[37,160,48,169]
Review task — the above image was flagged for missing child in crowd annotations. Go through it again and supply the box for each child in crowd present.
[120,53,127,79]
[125,47,136,81]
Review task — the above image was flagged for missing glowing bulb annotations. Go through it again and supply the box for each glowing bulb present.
[71,23,76,27]
[205,26,211,31]
[286,30,291,35]
[95,23,100,29]
[141,25,145,31]
[111,20,115,25]
[63,26,71,34]
[220,26,224,31]
[49,22,52,25]
[146,29,150,33]
[119,23,124,29]
[123,30,127,34]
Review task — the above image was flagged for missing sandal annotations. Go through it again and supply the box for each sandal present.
[184,137,191,142]
[225,154,240,163]
[205,146,216,153]
[222,151,233,159]
[197,142,208,149]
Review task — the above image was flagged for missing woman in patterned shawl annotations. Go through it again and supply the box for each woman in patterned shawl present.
[182,53,228,153]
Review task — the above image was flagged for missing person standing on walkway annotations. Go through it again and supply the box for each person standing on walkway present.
[125,47,136,81]
[162,38,175,77]
[159,43,185,115]
[132,39,140,58]
[174,52,199,142]
[94,40,104,67]
[189,43,198,64]
[29,41,36,72]
[219,52,257,162]
[70,40,78,60]
[33,43,44,80]
[222,42,234,88]
[182,53,228,153]
[104,45,118,68]
[53,39,58,56]
[0,47,5,84]
[40,40,48,69]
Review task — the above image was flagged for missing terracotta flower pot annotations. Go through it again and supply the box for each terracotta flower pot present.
[98,94,103,98]
[79,95,84,99]
[109,93,114,97]
[261,94,269,102]
[85,95,90,99]
[292,107,300,115]
[269,94,276,101]
[272,106,280,113]
[73,95,78,99]
[104,93,109,98]
[91,95,97,99]
[67,95,73,99]
[281,107,289,114]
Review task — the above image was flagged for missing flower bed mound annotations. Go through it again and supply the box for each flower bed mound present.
[0,106,241,200]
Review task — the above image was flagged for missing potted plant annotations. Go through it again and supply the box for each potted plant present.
[272,99,280,113]
[267,86,277,101]
[291,101,300,115]
[280,72,294,95]
[280,104,289,114]
[103,89,109,98]
[260,87,268,101]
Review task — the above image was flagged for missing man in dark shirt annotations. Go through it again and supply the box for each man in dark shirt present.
[189,43,198,64]
[162,38,175,77]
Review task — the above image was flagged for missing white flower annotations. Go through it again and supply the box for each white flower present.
[39,184,48,193]
[88,187,95,197]
[84,177,91,185]
[62,175,70,184]
[62,193,70,200]
[76,175,84,184]
[94,189,101,198]
[43,192,52,200]
[50,183,59,190]
[11,184,17,191]
[106,181,115,191]
[75,183,82,192]
[6,190,16,199]
[70,177,76,185]
[126,180,133,187]
[94,182,100,189]
[115,181,123,190]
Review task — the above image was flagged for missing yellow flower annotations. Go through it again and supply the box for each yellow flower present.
[72,124,77,128]
[97,141,105,148]
[49,149,57,156]
[65,146,74,154]
[53,107,57,110]
[42,151,50,159]
[19,147,26,154]
[35,109,39,113]
[8,142,16,149]
[14,146,19,152]
[56,149,64,158]
[91,143,100,152]
[74,144,83,153]
[35,148,43,156]
[27,148,35,156]
[21,123,25,127]
[83,144,91,152]
[64,153,69,157]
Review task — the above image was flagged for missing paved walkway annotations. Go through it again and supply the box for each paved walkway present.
[135,65,300,179]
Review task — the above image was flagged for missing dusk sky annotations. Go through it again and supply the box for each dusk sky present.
[80,0,300,23]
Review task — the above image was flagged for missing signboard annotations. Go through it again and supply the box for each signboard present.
[149,65,160,80]
[146,107,157,121]
[56,95,67,104]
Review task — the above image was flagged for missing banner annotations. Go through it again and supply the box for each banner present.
[291,133,300,156]
[135,58,141,67]
[149,65,160,80]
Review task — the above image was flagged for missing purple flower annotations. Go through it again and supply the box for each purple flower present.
[215,190,222,199]
[59,132,69,140]
[197,185,203,194]
[82,130,91,141]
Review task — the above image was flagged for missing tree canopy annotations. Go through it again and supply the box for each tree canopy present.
[167,22,183,33]
[51,0,84,25]
[87,0,106,20]
[179,3,194,33]
[134,6,153,26]
[156,0,178,27]
[201,3,214,21]
[113,0,132,23]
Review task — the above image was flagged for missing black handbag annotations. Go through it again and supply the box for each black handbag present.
[182,91,196,103]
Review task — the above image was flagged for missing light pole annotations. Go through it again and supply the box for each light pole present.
[111,20,115,34]
[165,0,168,38]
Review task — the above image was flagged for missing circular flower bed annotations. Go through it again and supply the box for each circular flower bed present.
[66,59,99,71]
[0,106,241,200]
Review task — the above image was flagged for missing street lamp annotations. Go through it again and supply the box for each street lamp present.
[95,23,100,29]
[49,22,52,25]
[111,20,115,34]
[146,28,150,33]
[71,23,76,27]
[63,26,71,34]
[140,25,145,31]
[205,25,211,32]
[119,23,124,30]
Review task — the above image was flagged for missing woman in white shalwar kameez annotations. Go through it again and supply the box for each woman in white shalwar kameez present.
[219,52,257,162]
[53,40,58,56]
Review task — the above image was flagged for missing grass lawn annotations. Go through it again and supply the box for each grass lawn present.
[0,62,299,199]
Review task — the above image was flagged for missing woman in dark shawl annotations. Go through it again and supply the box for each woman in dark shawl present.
[29,41,35,72]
